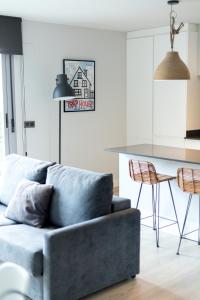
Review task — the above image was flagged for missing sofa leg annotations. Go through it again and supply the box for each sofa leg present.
[128,274,136,280]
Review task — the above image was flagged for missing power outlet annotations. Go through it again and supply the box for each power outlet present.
[24,121,35,128]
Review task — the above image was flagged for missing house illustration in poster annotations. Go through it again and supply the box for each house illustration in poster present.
[63,59,95,112]
[70,66,94,99]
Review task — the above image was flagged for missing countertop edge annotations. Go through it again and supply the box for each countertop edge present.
[106,145,200,165]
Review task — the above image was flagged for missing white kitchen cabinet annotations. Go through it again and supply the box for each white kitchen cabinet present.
[153,32,188,143]
[127,24,200,148]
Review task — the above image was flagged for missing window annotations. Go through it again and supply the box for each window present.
[74,89,82,97]
[0,54,17,161]
[82,80,87,87]
[74,80,78,87]
[90,91,94,98]
[0,56,5,161]
[84,89,88,98]
[77,72,82,79]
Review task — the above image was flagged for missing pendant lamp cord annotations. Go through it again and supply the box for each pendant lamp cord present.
[169,3,184,51]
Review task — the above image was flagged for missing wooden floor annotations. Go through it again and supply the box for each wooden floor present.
[85,226,200,300]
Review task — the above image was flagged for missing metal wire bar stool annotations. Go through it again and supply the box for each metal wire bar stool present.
[129,160,180,247]
[176,167,200,255]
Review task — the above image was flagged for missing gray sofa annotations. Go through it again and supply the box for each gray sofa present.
[0,154,140,300]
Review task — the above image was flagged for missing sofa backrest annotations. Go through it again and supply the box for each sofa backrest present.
[46,164,113,227]
[0,154,55,206]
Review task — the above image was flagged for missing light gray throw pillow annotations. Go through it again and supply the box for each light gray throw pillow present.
[5,179,54,228]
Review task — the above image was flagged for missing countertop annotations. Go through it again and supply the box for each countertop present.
[106,144,200,164]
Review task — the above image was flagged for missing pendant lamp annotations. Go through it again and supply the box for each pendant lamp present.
[154,0,190,80]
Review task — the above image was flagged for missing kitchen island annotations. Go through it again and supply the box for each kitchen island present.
[107,144,200,237]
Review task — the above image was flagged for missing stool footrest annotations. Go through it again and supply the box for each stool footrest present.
[140,215,178,230]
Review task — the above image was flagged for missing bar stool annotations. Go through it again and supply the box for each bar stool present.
[176,168,200,255]
[129,160,180,247]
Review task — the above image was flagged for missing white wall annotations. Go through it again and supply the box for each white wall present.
[16,20,126,185]
[126,36,153,145]
[198,24,200,76]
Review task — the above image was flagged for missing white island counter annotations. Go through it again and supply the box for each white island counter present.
[107,144,200,237]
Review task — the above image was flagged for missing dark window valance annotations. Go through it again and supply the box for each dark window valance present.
[0,15,23,55]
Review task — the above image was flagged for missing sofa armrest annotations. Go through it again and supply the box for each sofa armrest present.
[112,195,131,212]
[43,208,140,300]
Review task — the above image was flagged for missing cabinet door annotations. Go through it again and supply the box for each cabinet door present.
[127,37,154,145]
[153,32,188,146]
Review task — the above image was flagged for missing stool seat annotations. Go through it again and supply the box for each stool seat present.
[176,167,200,255]
[157,174,176,183]
[129,159,180,247]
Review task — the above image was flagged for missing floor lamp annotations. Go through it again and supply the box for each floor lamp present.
[53,74,74,164]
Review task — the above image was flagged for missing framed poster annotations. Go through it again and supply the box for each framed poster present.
[63,59,95,112]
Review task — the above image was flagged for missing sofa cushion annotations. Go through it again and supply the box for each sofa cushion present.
[111,196,131,212]
[0,154,55,206]
[0,224,55,276]
[5,179,54,228]
[46,164,113,227]
[0,204,16,226]
[0,203,6,215]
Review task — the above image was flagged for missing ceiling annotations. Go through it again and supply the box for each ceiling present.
[0,0,200,32]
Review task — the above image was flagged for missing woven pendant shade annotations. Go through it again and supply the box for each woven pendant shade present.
[154,51,190,80]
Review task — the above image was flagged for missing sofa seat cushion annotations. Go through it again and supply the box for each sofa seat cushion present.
[47,164,113,227]
[0,204,16,226]
[0,224,55,276]
[0,154,55,206]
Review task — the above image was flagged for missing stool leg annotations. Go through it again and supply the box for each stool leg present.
[156,183,160,248]
[168,181,181,235]
[198,196,200,246]
[152,185,156,230]
[176,194,192,255]
[136,183,143,209]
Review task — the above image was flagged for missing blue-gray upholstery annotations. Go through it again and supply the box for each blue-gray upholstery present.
[0,203,16,226]
[0,154,55,206]
[47,164,113,227]
[27,275,43,300]
[0,203,6,214]
[0,224,55,276]
[0,155,140,300]
[43,208,140,300]
[112,195,131,212]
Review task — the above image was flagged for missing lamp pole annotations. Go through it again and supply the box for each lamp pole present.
[59,101,62,164]
[53,74,75,164]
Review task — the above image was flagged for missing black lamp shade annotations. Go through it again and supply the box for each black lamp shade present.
[53,74,74,100]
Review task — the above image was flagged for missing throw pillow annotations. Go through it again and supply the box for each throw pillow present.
[0,154,55,206]
[5,179,53,228]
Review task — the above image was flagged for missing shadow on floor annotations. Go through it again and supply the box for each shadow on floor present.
[84,277,185,300]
